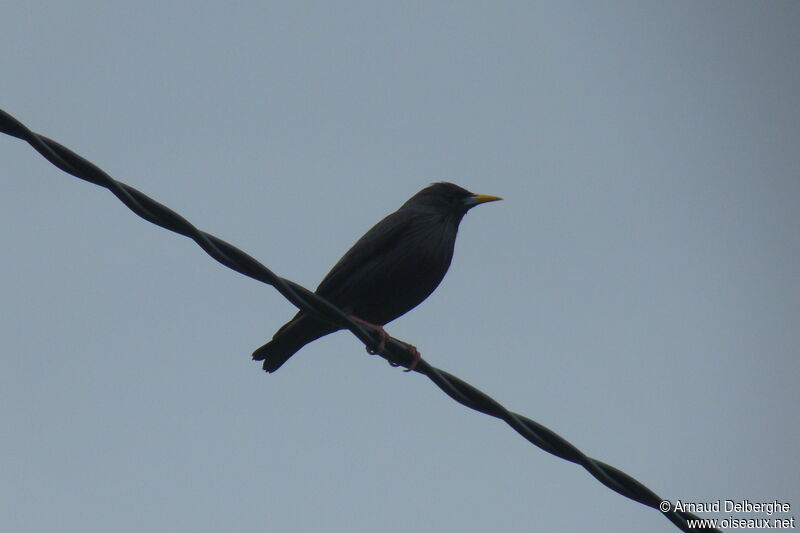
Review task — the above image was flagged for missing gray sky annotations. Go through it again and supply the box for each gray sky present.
[2,2,798,532]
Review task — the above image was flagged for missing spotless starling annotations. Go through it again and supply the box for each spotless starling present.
[252,182,501,372]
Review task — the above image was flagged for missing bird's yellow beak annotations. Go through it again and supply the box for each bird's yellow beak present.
[464,194,503,207]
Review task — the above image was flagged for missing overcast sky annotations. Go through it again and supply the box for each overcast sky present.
[2,2,798,532]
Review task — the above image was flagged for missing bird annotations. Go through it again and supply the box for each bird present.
[252,182,501,372]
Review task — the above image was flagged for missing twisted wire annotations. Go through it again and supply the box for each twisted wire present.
[1,108,721,533]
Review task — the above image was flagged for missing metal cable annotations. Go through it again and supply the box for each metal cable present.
[1,108,721,533]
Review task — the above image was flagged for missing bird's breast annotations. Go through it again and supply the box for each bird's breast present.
[351,219,458,325]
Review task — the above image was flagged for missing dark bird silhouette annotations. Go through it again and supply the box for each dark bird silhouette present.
[252,182,501,372]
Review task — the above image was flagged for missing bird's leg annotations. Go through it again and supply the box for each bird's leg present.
[349,316,421,372]
[349,315,388,354]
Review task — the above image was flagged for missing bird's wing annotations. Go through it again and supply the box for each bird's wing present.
[315,208,414,302]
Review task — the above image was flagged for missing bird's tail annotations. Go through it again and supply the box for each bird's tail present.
[252,314,337,373]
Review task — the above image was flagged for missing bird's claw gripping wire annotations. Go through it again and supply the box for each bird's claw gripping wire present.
[349,315,419,371]
[394,343,421,372]
[349,315,388,354]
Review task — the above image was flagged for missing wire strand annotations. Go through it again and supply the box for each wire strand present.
[1,108,722,533]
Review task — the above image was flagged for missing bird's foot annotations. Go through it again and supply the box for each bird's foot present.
[396,343,420,372]
[349,315,388,354]
[349,316,420,372]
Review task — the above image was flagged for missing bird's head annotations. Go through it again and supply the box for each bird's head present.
[403,182,502,217]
